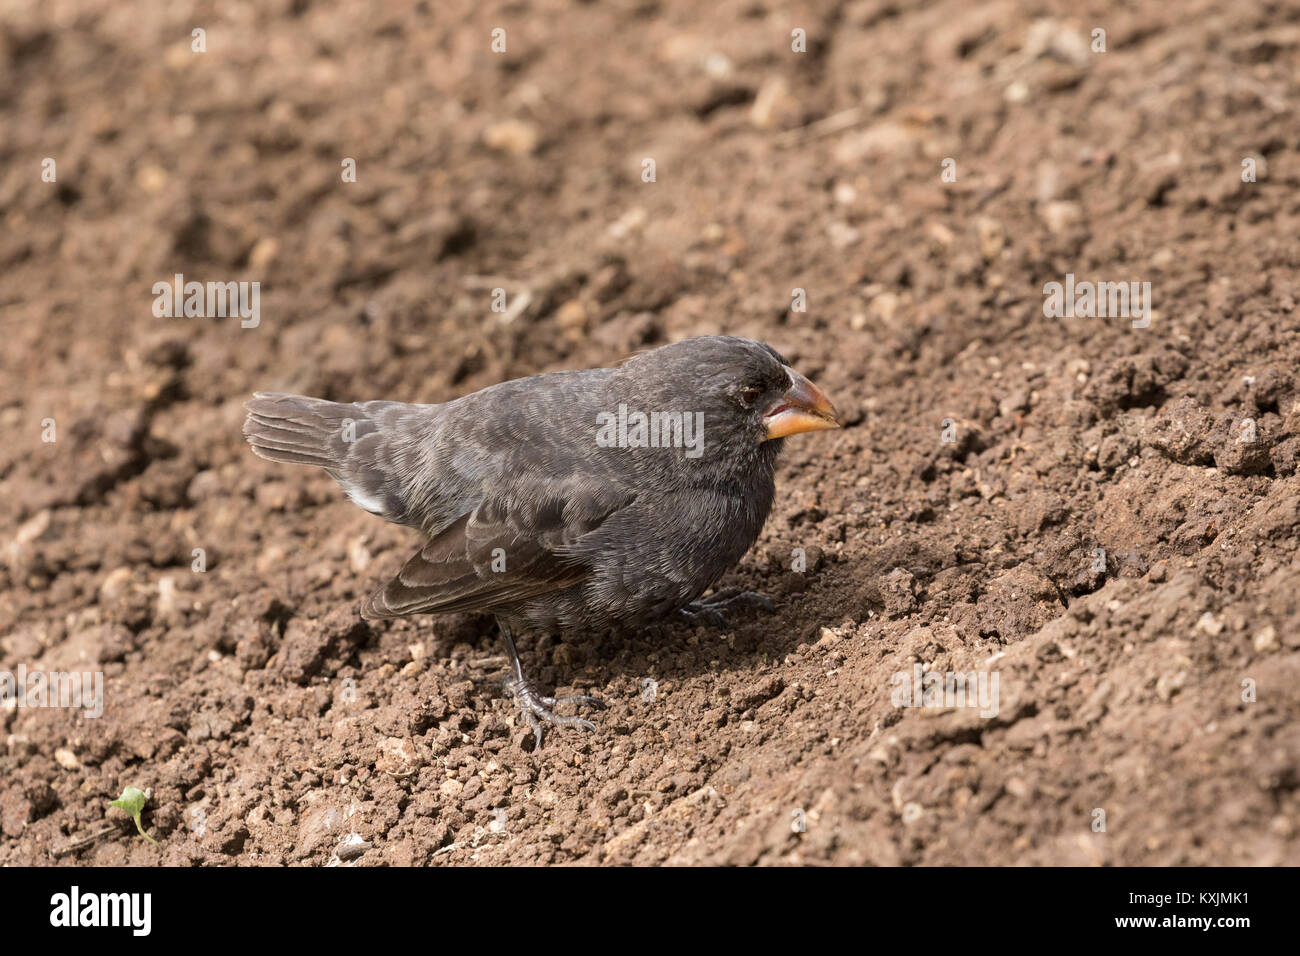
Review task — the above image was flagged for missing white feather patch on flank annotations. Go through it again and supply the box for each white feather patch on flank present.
[345,486,386,515]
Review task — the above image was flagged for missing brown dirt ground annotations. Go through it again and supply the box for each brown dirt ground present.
[2,0,1299,866]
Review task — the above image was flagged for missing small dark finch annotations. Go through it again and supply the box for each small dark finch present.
[244,335,840,748]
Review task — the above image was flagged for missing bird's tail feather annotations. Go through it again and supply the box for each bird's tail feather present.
[244,391,417,523]
[243,392,360,471]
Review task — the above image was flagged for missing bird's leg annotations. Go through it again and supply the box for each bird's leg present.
[498,621,605,751]
[681,587,775,627]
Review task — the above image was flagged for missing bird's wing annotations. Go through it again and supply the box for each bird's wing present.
[361,478,634,619]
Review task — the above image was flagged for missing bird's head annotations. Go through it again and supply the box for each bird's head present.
[609,336,840,482]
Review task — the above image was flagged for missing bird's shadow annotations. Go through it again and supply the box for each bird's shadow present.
[413,573,834,701]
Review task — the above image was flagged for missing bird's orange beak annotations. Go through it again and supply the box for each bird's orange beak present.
[763,368,841,440]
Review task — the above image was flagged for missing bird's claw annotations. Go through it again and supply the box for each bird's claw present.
[505,677,605,751]
[682,589,775,627]
[680,605,729,627]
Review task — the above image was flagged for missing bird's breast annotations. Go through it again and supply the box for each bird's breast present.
[569,479,776,630]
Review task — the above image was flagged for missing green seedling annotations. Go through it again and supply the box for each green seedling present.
[109,787,158,846]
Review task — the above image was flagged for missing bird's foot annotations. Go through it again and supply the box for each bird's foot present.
[681,589,774,628]
[504,676,606,752]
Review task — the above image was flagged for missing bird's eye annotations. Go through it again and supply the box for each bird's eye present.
[739,385,761,406]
